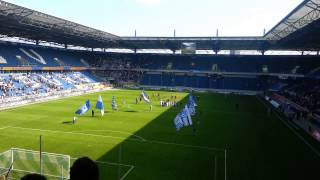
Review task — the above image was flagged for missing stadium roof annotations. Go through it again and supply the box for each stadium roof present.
[0,0,320,51]
[265,0,320,41]
[264,0,320,50]
[0,0,119,47]
[118,36,270,51]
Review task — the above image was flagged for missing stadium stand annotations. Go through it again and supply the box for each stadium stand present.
[0,42,319,92]
[265,79,320,141]
[1,0,320,179]
[0,43,84,67]
[0,72,96,99]
[88,53,320,74]
[86,53,320,91]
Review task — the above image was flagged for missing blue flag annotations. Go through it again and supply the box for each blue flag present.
[174,105,193,131]
[75,100,90,115]
[180,105,192,126]
[188,100,196,116]
[141,91,151,104]
[112,96,117,110]
[174,113,184,131]
[188,94,197,116]
[189,94,197,107]
[95,95,104,116]
[184,105,192,125]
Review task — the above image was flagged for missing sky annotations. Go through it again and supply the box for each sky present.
[3,0,303,37]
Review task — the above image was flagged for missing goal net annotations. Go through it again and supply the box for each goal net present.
[0,148,70,180]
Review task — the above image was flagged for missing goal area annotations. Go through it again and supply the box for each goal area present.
[0,148,70,180]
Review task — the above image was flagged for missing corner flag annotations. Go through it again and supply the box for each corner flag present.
[95,95,104,116]
[75,100,90,115]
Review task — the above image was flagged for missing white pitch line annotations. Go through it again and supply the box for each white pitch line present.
[146,139,225,151]
[224,149,227,180]
[214,155,217,180]
[70,157,133,167]
[120,165,135,180]
[6,126,145,142]
[256,96,320,158]
[7,168,65,179]
[2,126,223,151]
[0,126,9,130]
[73,129,146,142]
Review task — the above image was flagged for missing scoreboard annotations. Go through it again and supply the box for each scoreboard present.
[181,42,196,54]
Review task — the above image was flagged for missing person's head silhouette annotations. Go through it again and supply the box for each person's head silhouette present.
[21,174,46,180]
[70,157,99,180]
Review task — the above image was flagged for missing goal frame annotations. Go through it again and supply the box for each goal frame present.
[0,148,71,179]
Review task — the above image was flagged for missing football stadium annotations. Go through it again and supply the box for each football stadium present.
[0,0,320,179]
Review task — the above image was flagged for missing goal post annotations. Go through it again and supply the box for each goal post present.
[0,148,70,179]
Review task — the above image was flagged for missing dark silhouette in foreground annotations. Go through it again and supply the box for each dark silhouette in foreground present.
[70,157,99,180]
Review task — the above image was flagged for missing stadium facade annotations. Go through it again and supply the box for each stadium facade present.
[0,0,320,179]
[0,0,319,128]
[0,0,319,92]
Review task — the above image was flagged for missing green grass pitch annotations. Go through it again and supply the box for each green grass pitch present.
[0,90,320,180]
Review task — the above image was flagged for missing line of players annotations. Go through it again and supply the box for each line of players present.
[72,93,181,124]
